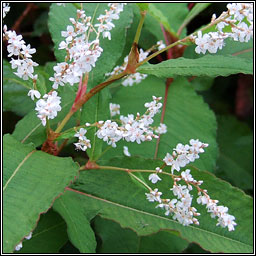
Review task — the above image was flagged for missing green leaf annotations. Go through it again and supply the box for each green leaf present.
[138,230,189,253]
[18,209,68,253]
[68,156,253,253]
[147,4,172,35]
[31,12,49,37]
[189,76,214,91]
[53,190,97,253]
[149,3,189,37]
[136,3,149,11]
[179,3,211,34]
[215,38,253,59]
[48,3,133,87]
[3,59,34,116]
[100,76,217,172]
[12,86,76,147]
[94,216,189,253]
[80,90,110,161]
[138,55,253,78]
[3,134,79,253]
[215,115,253,191]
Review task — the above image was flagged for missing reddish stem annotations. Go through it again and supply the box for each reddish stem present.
[154,78,173,159]
[72,74,88,112]
[12,3,37,32]
[160,24,173,59]
[188,3,195,10]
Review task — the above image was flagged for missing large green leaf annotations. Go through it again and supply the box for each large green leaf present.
[94,216,189,253]
[12,86,77,147]
[48,3,133,87]
[215,115,253,191]
[53,189,97,253]
[178,3,211,35]
[138,55,253,78]
[18,209,68,253]
[3,134,79,253]
[67,156,253,253]
[100,76,217,172]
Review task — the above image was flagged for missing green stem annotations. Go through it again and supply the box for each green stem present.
[96,165,174,178]
[55,109,74,134]
[128,172,152,191]
[134,10,147,44]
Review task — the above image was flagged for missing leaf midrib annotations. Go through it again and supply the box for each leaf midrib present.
[3,150,36,191]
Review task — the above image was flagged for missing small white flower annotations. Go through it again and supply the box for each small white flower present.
[123,146,131,157]
[74,128,87,140]
[155,123,167,134]
[163,153,174,166]
[28,89,41,100]
[25,232,32,240]
[149,173,162,184]
[15,242,23,251]
[3,3,10,18]
[157,40,166,50]
[109,103,120,117]
[145,188,162,203]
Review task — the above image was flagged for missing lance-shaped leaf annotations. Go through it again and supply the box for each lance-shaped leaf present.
[17,209,68,253]
[53,190,97,253]
[178,3,211,35]
[148,3,189,37]
[68,156,253,253]
[137,55,253,78]
[3,134,79,253]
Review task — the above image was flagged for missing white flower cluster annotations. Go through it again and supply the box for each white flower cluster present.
[145,139,236,231]
[3,26,38,81]
[194,3,253,54]
[85,96,166,148]
[163,139,208,174]
[95,3,126,40]
[106,48,149,86]
[197,192,237,231]
[49,4,126,89]
[35,91,61,126]
[15,232,32,251]
[74,128,91,151]
[3,3,10,18]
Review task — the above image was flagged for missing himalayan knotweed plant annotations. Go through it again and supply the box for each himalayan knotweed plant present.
[3,2,253,254]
